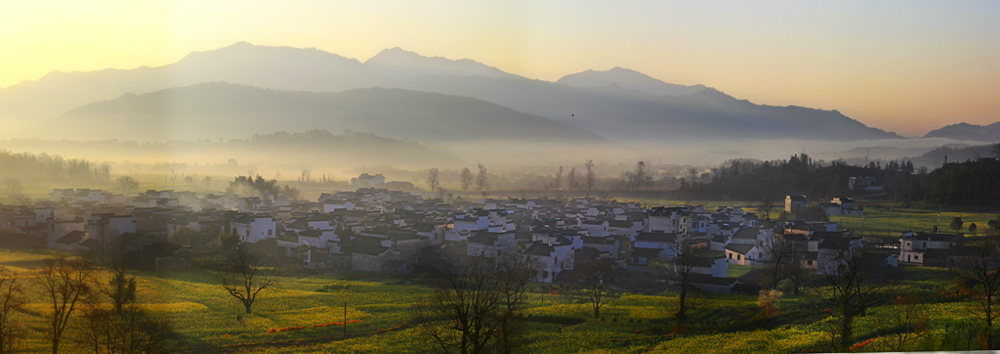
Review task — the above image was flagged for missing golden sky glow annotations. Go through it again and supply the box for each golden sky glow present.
[2,0,998,136]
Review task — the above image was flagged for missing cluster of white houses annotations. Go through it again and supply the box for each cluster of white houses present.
[3,184,944,292]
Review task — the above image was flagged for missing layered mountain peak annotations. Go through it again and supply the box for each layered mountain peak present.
[364,47,513,80]
[556,67,706,97]
[923,121,1000,141]
[175,41,364,69]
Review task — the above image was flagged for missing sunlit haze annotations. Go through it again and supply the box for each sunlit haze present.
[3,1,999,136]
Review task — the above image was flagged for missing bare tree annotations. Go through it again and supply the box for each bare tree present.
[493,254,538,354]
[3,178,22,204]
[117,176,140,197]
[417,255,536,354]
[655,239,711,325]
[954,235,1000,349]
[35,257,96,354]
[96,164,111,182]
[460,167,473,192]
[204,175,212,189]
[813,244,889,351]
[553,166,563,190]
[427,168,441,193]
[81,263,173,354]
[0,267,24,354]
[574,258,616,319]
[3,178,21,199]
[781,256,807,296]
[217,248,275,315]
[300,169,311,183]
[758,233,798,290]
[627,161,650,190]
[475,164,489,193]
[567,167,578,191]
[584,160,596,196]
[760,195,774,221]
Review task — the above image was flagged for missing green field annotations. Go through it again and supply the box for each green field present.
[0,249,993,353]
[831,201,998,239]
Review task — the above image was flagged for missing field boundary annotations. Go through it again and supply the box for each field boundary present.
[172,322,411,353]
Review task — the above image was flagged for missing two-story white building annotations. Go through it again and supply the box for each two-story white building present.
[898,232,958,266]
[523,241,574,283]
[646,207,689,234]
[231,214,277,243]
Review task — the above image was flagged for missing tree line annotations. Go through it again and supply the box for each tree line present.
[427,160,600,197]
[678,153,1000,208]
[0,150,110,184]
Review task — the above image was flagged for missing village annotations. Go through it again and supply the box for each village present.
[1,172,973,295]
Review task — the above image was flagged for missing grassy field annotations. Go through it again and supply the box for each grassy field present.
[0,248,992,353]
[831,205,998,240]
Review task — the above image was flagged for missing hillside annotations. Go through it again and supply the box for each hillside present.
[922,121,1000,142]
[556,67,706,97]
[54,83,607,143]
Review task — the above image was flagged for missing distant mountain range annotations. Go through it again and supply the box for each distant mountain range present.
[56,83,605,142]
[0,42,917,142]
[922,122,1000,142]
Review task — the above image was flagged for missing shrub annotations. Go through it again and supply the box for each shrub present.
[757,289,782,317]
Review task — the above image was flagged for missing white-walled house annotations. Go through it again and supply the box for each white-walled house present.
[817,235,864,275]
[47,218,86,249]
[524,241,574,283]
[646,207,689,234]
[53,230,88,252]
[898,232,958,266]
[692,256,729,278]
[467,231,517,258]
[725,243,764,266]
[88,214,137,248]
[351,174,386,188]
[634,232,678,257]
[785,195,807,213]
[453,214,490,233]
[231,214,277,243]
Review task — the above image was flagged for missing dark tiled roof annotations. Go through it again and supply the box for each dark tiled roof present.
[354,245,389,256]
[649,207,689,217]
[725,243,755,254]
[56,230,86,245]
[524,243,554,256]
[635,232,676,244]
[469,231,500,245]
[631,247,663,259]
[732,227,759,240]
[608,220,632,228]
[388,231,419,241]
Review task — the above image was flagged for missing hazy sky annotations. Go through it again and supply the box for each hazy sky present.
[2,0,998,136]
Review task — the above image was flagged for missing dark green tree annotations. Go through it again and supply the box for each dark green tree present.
[951,217,964,233]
